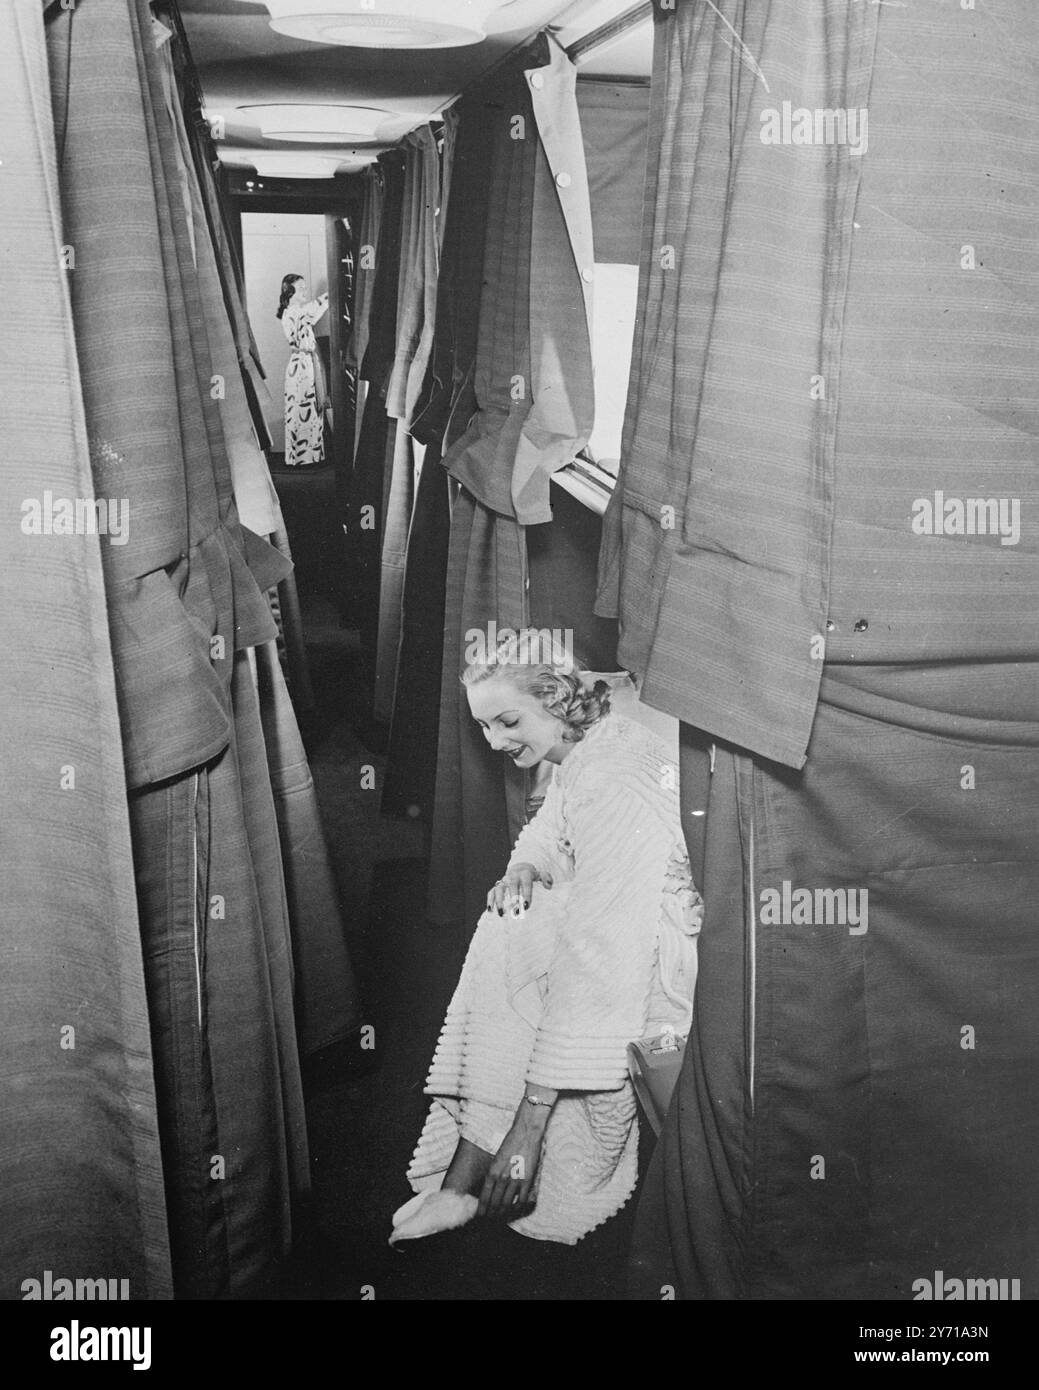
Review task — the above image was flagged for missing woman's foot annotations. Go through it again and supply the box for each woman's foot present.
[388,1189,479,1245]
[389,1139,494,1245]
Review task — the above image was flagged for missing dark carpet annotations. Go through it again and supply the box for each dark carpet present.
[272,467,635,1300]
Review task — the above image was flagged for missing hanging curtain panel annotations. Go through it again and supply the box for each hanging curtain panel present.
[373,128,443,724]
[373,420,415,722]
[385,126,440,425]
[623,0,1039,1300]
[511,37,596,523]
[128,651,309,1299]
[425,66,537,926]
[348,172,383,473]
[427,37,598,926]
[154,27,281,541]
[439,37,595,527]
[0,0,172,1302]
[252,641,361,1055]
[381,437,451,823]
[347,164,386,397]
[345,152,404,687]
[46,0,310,1298]
[634,665,1039,1300]
[595,0,880,769]
[410,104,483,453]
[160,20,273,451]
[156,17,357,1060]
[382,106,475,823]
[428,488,531,927]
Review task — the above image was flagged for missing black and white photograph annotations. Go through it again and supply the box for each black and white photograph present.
[2,0,1037,1362]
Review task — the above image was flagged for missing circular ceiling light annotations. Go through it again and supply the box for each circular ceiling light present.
[251,154,340,178]
[222,149,379,177]
[236,103,390,143]
[262,2,488,47]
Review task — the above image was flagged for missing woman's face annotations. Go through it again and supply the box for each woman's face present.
[292,278,306,300]
[467,677,570,768]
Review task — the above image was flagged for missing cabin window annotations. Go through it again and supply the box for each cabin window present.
[569,79,650,494]
[585,260,639,474]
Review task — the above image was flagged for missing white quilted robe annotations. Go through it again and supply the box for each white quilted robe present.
[405,713,702,1244]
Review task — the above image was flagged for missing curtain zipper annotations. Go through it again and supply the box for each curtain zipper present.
[191,773,202,1030]
[747,812,756,1111]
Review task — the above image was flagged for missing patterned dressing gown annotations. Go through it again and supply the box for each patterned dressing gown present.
[281,298,324,466]
[405,712,703,1244]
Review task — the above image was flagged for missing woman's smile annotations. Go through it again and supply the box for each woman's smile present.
[466,679,572,766]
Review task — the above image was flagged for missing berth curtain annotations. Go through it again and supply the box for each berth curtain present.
[347,165,385,474]
[443,37,596,529]
[633,666,1039,1300]
[427,37,598,926]
[154,10,359,1055]
[622,0,1039,1300]
[153,22,281,542]
[46,0,310,1297]
[348,164,385,392]
[345,151,404,686]
[382,107,465,822]
[253,633,361,1057]
[374,126,441,722]
[595,0,880,768]
[156,24,359,1052]
[0,0,172,1301]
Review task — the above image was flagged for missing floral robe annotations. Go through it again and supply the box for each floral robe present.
[281,299,324,466]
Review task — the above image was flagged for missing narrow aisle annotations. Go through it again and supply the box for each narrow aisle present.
[274,583,636,1299]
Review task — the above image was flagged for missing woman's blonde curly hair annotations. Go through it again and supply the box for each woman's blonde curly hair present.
[462,630,611,743]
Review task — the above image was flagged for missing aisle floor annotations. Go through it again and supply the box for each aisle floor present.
[279,590,635,1300]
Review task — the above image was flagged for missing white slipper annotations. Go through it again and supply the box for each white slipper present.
[388,1189,479,1245]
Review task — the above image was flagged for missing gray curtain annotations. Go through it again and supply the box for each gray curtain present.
[619,0,1039,1299]
[45,0,310,1297]
[0,0,172,1301]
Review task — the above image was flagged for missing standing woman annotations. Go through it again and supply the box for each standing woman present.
[276,273,328,466]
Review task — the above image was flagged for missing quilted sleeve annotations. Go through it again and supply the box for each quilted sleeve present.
[525,755,675,1092]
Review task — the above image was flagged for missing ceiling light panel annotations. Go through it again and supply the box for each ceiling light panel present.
[236,103,391,142]
[260,1,503,48]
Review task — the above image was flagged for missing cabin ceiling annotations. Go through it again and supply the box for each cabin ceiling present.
[177,0,653,177]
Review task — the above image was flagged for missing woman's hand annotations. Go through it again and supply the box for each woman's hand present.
[486,863,553,917]
[478,1099,553,1219]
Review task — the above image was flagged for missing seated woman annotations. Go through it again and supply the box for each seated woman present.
[390,637,702,1247]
